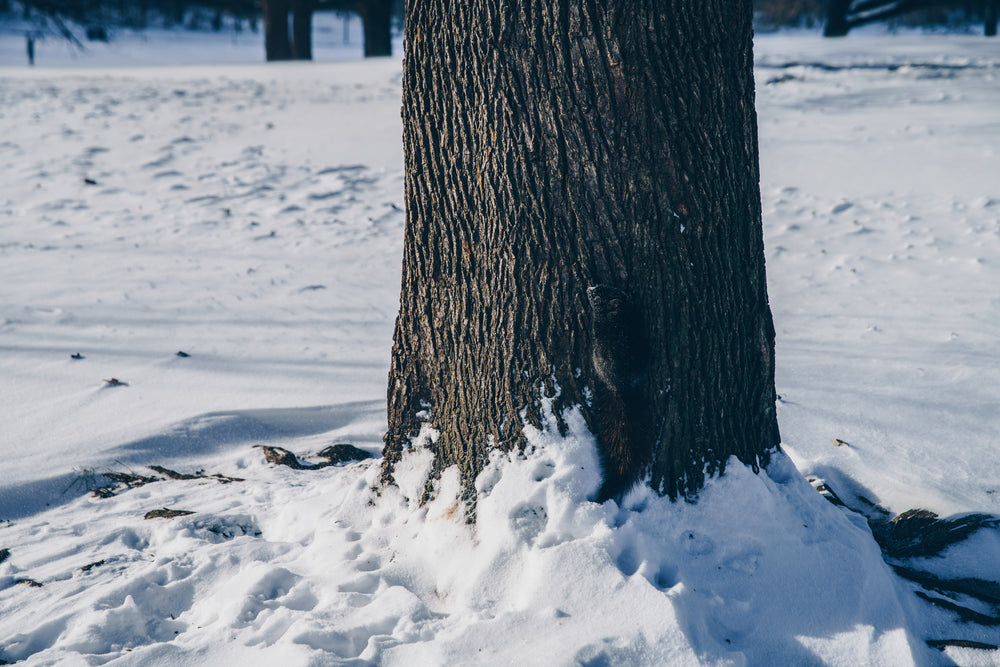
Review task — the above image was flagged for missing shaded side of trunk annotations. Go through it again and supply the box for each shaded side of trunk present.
[386,0,780,505]
[987,0,998,36]
[357,0,392,57]
[291,0,313,59]
[263,0,292,61]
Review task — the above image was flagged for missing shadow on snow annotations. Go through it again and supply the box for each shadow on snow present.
[0,400,385,522]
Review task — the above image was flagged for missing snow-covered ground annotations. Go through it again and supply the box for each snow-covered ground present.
[1,30,999,666]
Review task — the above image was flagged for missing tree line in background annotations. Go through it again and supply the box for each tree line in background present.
[261,0,400,60]
[755,0,998,36]
[4,0,403,57]
[5,0,995,63]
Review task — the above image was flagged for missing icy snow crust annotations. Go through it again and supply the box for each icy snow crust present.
[1,32,999,665]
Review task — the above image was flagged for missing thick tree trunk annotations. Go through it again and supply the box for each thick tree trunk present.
[385,0,780,506]
[824,0,852,36]
[262,0,292,61]
[357,0,392,57]
[291,0,313,60]
[986,0,998,36]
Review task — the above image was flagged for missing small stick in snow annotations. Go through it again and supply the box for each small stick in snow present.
[147,465,200,480]
[71,353,84,360]
[102,378,127,387]
[146,465,244,484]
[144,508,195,520]
[80,559,106,572]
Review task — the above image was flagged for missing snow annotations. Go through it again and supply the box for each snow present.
[1,27,1000,666]
[0,13,402,68]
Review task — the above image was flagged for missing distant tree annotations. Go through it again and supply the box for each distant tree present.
[291,0,313,59]
[384,0,780,507]
[824,0,997,36]
[262,0,292,59]
[754,0,825,28]
[355,0,392,56]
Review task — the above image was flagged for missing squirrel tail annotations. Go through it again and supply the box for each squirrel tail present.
[592,386,651,502]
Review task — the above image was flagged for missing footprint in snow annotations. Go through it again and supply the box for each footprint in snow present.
[615,546,641,577]
[531,460,556,482]
[652,561,679,590]
[510,503,548,545]
[354,554,382,573]
[681,530,715,557]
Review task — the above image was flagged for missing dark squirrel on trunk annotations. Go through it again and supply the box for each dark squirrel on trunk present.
[587,285,653,502]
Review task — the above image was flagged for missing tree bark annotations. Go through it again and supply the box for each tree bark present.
[263,0,292,61]
[357,0,392,57]
[385,0,780,507]
[291,0,313,59]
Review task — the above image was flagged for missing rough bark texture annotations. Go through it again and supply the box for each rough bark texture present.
[357,0,393,57]
[291,0,313,60]
[385,0,780,505]
[263,0,292,61]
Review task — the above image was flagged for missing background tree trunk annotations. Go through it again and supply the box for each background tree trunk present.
[357,0,392,57]
[385,0,780,506]
[291,0,313,59]
[263,0,292,61]
[986,0,998,36]
[824,0,852,36]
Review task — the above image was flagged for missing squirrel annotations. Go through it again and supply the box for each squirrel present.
[587,285,652,503]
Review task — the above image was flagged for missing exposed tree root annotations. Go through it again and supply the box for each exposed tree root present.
[258,444,372,470]
[892,565,1000,607]
[927,638,1000,651]
[810,474,1000,648]
[914,591,1000,626]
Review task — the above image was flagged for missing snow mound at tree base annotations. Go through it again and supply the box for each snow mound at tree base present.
[0,407,929,665]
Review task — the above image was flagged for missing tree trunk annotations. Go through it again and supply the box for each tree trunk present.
[291,0,313,60]
[170,0,184,26]
[824,0,852,36]
[986,0,998,36]
[357,0,392,57]
[263,0,292,61]
[385,0,780,507]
